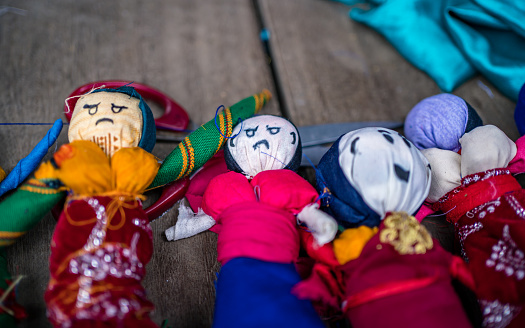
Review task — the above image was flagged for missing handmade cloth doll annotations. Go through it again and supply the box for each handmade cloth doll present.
[424,125,525,327]
[404,93,483,152]
[294,127,473,328]
[0,84,269,327]
[165,115,338,328]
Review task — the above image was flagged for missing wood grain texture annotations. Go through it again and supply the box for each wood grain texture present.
[0,1,277,327]
[258,0,519,142]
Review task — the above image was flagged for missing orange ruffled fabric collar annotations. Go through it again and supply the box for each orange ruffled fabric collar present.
[38,140,160,197]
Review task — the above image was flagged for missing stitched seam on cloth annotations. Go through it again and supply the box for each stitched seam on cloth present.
[0,231,24,238]
[20,185,65,194]
[186,138,195,178]
[216,111,225,153]
[176,141,189,180]
[254,93,260,112]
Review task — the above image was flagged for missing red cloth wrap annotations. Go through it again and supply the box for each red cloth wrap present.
[217,201,300,264]
[340,226,472,328]
[434,169,525,327]
[201,169,319,264]
[433,170,522,223]
[45,196,157,328]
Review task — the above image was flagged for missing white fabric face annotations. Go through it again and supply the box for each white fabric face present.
[460,125,517,177]
[227,115,299,178]
[338,127,431,218]
[421,148,461,202]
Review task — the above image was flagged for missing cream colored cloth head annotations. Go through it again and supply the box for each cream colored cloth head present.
[69,92,143,157]
[423,125,517,202]
[421,148,461,202]
[460,125,517,177]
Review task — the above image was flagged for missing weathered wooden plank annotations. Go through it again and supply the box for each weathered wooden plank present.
[0,1,277,327]
[258,0,519,142]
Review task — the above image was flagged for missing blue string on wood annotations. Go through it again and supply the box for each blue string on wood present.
[0,122,69,125]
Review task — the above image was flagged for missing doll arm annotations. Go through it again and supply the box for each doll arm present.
[0,174,65,247]
[165,202,215,241]
[150,90,271,189]
[297,203,338,246]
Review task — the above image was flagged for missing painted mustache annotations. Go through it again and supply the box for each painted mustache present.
[252,139,270,150]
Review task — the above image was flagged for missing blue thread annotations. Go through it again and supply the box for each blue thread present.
[260,151,288,169]
[302,152,331,203]
[214,105,242,139]
[0,122,69,125]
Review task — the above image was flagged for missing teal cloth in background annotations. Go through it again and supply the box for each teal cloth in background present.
[348,0,525,101]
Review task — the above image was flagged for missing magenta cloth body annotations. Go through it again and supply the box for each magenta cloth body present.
[509,135,525,174]
[201,170,319,264]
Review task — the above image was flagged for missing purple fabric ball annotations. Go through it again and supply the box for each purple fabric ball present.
[404,94,481,152]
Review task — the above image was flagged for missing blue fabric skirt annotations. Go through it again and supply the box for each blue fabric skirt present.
[212,257,325,328]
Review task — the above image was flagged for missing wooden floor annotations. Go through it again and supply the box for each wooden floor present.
[0,1,518,327]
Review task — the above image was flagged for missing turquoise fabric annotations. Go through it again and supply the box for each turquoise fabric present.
[348,0,525,101]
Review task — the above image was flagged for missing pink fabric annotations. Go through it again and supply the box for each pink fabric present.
[508,136,525,174]
[217,201,300,264]
[186,150,228,211]
[186,151,228,233]
[414,204,435,221]
[201,169,319,263]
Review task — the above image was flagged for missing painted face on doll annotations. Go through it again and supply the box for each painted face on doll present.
[68,92,143,157]
[227,115,298,178]
[338,127,431,217]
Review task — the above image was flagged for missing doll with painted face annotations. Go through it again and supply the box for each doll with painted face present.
[165,115,337,327]
[39,86,160,328]
[294,127,474,328]
[423,125,525,327]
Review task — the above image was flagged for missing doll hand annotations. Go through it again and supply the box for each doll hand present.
[297,203,338,246]
[165,202,215,241]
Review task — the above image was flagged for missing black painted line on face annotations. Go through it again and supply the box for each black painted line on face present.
[252,139,270,150]
[96,118,114,125]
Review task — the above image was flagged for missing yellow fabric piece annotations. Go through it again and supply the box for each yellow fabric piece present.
[0,165,5,182]
[333,226,378,265]
[34,162,60,180]
[47,140,159,196]
[111,147,160,195]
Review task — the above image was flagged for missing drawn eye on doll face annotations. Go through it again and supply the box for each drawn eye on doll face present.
[245,126,259,138]
[267,126,280,135]
[69,92,143,157]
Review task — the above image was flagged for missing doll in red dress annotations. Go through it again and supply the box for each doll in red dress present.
[424,125,525,327]
[294,127,474,328]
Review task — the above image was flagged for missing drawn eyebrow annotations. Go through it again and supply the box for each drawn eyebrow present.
[84,102,100,115]
[83,103,100,109]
